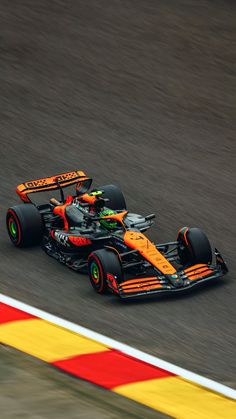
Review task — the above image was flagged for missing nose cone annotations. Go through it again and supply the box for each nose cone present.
[166,274,184,288]
[124,230,176,274]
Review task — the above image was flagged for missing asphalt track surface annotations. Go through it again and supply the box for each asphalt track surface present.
[0,0,235,393]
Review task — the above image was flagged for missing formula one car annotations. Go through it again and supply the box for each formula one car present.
[6,170,228,299]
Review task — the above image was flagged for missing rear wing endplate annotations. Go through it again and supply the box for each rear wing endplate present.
[16,170,92,203]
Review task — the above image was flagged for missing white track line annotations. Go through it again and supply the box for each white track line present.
[0,292,235,400]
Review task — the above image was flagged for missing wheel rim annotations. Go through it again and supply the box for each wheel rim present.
[8,217,18,241]
[90,261,100,284]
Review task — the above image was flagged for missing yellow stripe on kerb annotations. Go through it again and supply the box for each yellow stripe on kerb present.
[0,319,108,362]
[114,376,236,419]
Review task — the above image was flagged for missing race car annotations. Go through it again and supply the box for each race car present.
[6,170,228,299]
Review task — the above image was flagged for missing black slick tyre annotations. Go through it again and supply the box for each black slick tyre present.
[97,184,126,210]
[88,249,123,294]
[177,227,212,266]
[6,204,44,247]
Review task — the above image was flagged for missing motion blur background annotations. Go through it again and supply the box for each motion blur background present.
[0,1,235,417]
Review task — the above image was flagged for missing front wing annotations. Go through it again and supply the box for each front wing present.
[106,249,228,299]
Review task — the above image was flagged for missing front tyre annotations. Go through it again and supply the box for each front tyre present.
[6,204,44,247]
[88,249,123,294]
[177,227,212,266]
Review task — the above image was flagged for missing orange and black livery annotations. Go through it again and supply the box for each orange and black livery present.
[6,170,228,300]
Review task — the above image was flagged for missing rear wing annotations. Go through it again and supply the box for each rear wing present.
[16,170,92,203]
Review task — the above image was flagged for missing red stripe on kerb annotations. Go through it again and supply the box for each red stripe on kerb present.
[0,302,35,324]
[53,349,174,389]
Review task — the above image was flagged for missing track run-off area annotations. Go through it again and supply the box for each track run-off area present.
[1,293,235,418]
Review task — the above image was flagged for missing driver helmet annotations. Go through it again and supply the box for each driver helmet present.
[99,208,117,230]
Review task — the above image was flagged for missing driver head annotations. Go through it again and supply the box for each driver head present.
[99,208,117,230]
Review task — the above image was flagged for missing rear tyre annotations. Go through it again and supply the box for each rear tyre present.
[88,249,123,293]
[97,184,126,210]
[177,227,212,266]
[6,204,44,247]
